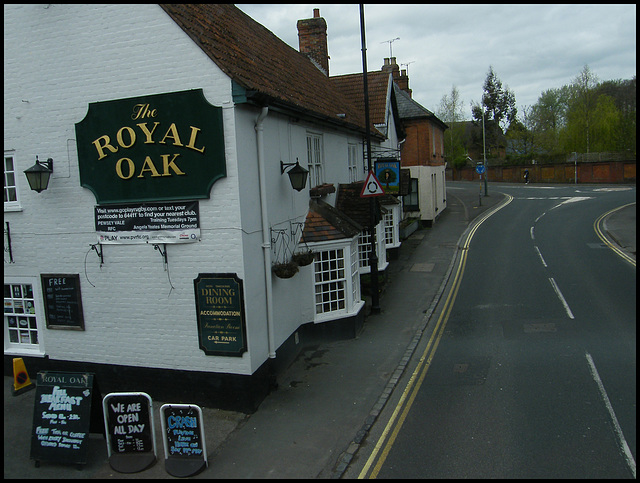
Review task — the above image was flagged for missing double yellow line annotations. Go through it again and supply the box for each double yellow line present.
[358,195,512,479]
[594,203,636,267]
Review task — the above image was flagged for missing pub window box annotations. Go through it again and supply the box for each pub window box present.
[309,183,335,198]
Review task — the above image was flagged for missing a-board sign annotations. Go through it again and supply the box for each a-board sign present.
[40,274,85,330]
[160,404,208,477]
[102,392,156,473]
[30,372,98,466]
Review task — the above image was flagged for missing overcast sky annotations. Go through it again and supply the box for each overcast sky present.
[235,4,636,121]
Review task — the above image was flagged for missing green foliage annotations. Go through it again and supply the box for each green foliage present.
[507,66,635,160]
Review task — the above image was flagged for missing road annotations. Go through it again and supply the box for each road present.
[349,183,636,479]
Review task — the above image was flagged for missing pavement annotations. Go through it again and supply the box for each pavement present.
[5,182,635,479]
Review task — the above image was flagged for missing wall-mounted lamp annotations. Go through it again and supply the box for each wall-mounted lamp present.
[24,156,53,193]
[280,158,309,192]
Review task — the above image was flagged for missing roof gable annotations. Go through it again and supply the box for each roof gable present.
[394,84,448,130]
[160,4,367,133]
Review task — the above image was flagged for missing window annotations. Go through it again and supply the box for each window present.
[314,249,346,314]
[4,280,43,354]
[403,178,419,212]
[4,154,21,210]
[348,143,359,183]
[312,238,363,322]
[383,211,395,246]
[358,231,372,270]
[306,133,324,187]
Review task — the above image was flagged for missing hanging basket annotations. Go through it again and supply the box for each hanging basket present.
[292,250,315,267]
[272,261,299,279]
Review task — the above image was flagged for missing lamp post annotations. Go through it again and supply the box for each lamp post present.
[360,4,380,314]
[481,109,488,196]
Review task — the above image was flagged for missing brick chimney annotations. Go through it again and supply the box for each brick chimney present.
[297,8,329,76]
[382,57,412,97]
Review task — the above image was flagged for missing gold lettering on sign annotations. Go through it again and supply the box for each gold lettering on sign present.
[89,102,208,179]
[131,103,157,120]
[115,158,135,180]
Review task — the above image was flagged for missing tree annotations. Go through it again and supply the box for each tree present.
[436,85,467,167]
[530,86,571,155]
[568,64,599,153]
[505,105,536,160]
[471,66,517,157]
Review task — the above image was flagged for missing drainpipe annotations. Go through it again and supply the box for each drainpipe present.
[255,106,277,359]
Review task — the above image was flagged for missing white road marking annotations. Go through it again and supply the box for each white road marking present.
[534,246,547,268]
[548,277,575,319]
[585,352,636,478]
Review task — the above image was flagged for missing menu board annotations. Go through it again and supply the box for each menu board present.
[102,392,156,473]
[160,404,207,477]
[30,372,96,466]
[41,274,85,330]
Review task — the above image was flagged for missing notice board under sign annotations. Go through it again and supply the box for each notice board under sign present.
[41,274,85,330]
[194,273,248,356]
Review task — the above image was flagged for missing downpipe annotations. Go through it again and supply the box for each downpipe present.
[255,106,277,359]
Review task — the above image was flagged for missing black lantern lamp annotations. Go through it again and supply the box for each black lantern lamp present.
[24,156,53,193]
[280,158,309,192]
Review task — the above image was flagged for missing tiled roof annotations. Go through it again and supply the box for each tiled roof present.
[301,199,362,243]
[160,4,370,135]
[335,182,396,229]
[330,71,392,126]
[394,84,448,130]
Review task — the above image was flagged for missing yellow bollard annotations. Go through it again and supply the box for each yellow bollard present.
[12,357,35,395]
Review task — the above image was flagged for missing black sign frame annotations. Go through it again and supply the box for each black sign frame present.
[194,273,248,357]
[30,372,100,467]
[160,404,208,477]
[102,392,156,473]
[40,274,85,330]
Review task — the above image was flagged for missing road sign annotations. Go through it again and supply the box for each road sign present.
[360,170,385,197]
[475,163,486,175]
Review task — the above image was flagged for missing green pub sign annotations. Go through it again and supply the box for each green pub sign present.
[75,89,226,204]
[194,274,247,357]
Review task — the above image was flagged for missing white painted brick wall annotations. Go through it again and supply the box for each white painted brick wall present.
[4,4,254,374]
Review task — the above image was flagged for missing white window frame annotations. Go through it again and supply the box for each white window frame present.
[306,132,324,188]
[348,143,359,183]
[382,204,401,249]
[4,153,22,212]
[357,224,388,274]
[4,276,46,356]
[311,238,363,323]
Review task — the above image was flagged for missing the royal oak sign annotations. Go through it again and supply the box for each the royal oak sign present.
[76,89,226,204]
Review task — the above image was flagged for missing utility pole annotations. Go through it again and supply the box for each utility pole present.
[360,4,380,314]
[482,107,488,196]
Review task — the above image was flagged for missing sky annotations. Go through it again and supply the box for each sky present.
[235,4,636,121]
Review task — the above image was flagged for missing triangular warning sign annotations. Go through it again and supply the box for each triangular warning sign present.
[360,170,385,197]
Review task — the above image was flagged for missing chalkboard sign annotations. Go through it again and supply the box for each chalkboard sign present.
[160,404,208,477]
[41,274,85,330]
[30,372,97,466]
[102,392,156,473]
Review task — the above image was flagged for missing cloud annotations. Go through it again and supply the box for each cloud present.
[236,4,636,120]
